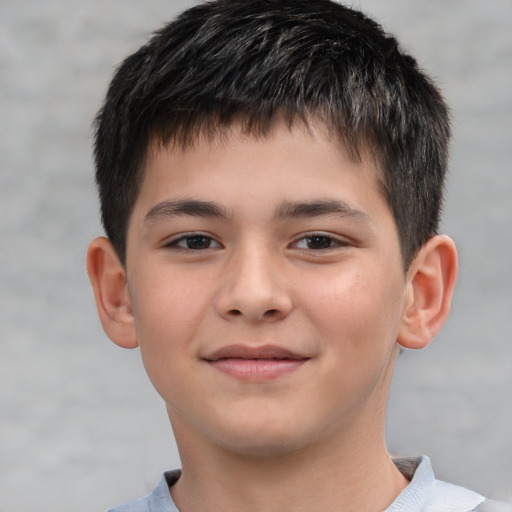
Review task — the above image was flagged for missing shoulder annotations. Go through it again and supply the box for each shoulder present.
[472,500,512,512]
[107,470,181,512]
[424,478,487,511]
[388,456,487,512]
[107,495,151,512]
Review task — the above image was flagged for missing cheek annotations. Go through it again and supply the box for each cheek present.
[131,283,203,405]
[128,270,213,391]
[301,265,404,350]
[131,267,209,337]
[299,269,404,419]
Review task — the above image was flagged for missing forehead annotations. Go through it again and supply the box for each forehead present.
[144,125,375,194]
[125,122,397,254]
[143,119,385,192]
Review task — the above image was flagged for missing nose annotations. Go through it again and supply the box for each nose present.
[214,244,293,322]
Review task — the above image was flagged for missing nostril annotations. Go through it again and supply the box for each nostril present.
[228,309,242,316]
[264,309,279,317]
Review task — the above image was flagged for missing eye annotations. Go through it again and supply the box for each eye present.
[166,233,221,250]
[292,233,348,250]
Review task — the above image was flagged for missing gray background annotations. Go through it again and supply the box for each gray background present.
[1,1,511,510]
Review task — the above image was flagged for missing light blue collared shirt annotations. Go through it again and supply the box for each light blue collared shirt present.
[108,456,491,512]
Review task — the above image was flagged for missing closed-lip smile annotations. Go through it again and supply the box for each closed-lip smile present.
[203,344,310,380]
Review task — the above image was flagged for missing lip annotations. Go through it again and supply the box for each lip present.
[203,344,309,381]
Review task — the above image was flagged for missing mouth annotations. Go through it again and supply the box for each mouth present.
[203,344,310,381]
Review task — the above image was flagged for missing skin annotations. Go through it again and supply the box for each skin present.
[87,120,458,512]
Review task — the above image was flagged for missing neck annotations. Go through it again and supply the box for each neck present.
[169,411,408,512]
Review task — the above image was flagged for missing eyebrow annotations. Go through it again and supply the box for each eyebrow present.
[144,198,371,225]
[275,199,371,223]
[145,199,229,223]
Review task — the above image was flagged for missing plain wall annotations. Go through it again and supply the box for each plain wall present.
[1,1,510,510]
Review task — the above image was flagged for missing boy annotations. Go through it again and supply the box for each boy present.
[86,1,496,510]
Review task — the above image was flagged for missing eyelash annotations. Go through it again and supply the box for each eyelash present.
[164,231,349,252]
[164,232,222,251]
[290,232,350,251]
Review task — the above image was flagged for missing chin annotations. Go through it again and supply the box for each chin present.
[219,435,304,458]
[211,418,321,459]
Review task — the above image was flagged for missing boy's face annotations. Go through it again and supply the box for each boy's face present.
[124,121,409,456]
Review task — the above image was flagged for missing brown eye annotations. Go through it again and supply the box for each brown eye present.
[292,233,349,251]
[166,233,221,250]
[183,235,213,249]
[304,235,333,249]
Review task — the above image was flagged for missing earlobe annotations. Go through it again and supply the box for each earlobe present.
[86,237,139,349]
[397,235,458,350]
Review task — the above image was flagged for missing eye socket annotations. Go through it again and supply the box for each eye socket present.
[165,232,347,252]
[292,233,348,250]
[166,234,221,250]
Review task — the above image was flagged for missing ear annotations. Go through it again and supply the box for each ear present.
[397,235,458,350]
[86,237,138,349]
